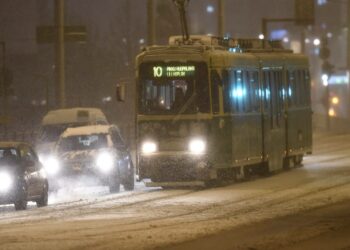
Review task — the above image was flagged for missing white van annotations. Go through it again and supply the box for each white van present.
[36,108,108,156]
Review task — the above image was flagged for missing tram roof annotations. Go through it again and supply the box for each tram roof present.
[137,35,308,68]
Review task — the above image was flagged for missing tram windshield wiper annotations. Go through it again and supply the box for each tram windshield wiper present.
[172,92,197,122]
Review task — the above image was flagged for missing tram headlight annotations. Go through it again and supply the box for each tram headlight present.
[141,141,157,154]
[0,172,13,192]
[96,152,114,173]
[188,138,206,155]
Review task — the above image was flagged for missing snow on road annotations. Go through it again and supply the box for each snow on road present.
[1,132,350,249]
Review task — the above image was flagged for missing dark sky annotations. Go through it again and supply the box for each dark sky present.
[0,0,301,56]
[0,0,346,132]
[0,0,38,55]
[0,0,346,56]
[0,0,346,110]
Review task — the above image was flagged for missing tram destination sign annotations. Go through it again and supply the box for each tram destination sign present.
[152,65,196,78]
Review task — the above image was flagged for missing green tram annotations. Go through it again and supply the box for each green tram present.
[134,35,312,187]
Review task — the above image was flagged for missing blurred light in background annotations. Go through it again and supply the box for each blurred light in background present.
[318,0,327,5]
[270,29,287,40]
[328,108,335,117]
[331,96,339,105]
[206,5,214,13]
[313,38,321,46]
[283,37,289,43]
[322,74,329,86]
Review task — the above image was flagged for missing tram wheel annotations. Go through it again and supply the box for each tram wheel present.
[294,155,304,167]
[283,157,294,170]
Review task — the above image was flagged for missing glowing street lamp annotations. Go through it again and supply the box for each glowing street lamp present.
[331,97,339,105]
[328,108,336,117]
[313,38,321,46]
[322,74,329,86]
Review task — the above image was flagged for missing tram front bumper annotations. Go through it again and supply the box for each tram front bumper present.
[139,152,212,182]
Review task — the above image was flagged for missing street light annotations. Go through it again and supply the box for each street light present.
[313,38,321,46]
[322,74,329,86]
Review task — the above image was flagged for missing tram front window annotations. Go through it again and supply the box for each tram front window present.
[139,63,209,115]
[140,79,195,114]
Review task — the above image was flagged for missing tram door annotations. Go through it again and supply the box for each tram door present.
[262,69,285,172]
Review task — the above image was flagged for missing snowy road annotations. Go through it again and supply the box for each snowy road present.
[1,132,350,250]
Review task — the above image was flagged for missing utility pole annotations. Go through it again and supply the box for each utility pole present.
[55,0,65,108]
[0,41,7,133]
[125,0,132,70]
[348,0,350,69]
[320,36,333,131]
[300,29,305,54]
[348,0,350,120]
[218,0,224,37]
[147,0,155,46]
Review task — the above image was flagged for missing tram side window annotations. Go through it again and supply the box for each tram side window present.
[304,69,311,105]
[295,70,302,106]
[197,68,210,113]
[222,70,231,113]
[211,70,220,114]
[248,71,260,112]
[288,71,297,107]
[243,71,251,112]
[269,71,279,124]
[275,70,284,112]
[300,69,311,106]
[262,71,271,112]
[297,69,307,107]
[229,69,246,113]
[288,69,310,107]
[299,70,306,106]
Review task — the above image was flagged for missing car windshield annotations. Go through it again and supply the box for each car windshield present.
[38,123,93,143]
[0,148,19,162]
[58,134,108,152]
[38,125,70,143]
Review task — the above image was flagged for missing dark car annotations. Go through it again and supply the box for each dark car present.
[42,125,134,193]
[0,142,49,210]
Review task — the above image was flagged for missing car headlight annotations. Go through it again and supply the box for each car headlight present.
[38,154,45,164]
[189,138,206,155]
[96,152,114,173]
[44,157,60,176]
[0,172,13,192]
[39,168,47,178]
[141,141,157,154]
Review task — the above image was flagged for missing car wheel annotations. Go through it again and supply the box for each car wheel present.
[123,161,134,191]
[36,182,49,207]
[14,199,27,211]
[14,183,27,210]
[109,174,120,193]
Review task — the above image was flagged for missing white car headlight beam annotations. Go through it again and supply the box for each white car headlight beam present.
[0,172,13,192]
[96,152,114,173]
[43,157,60,176]
[141,141,157,154]
[189,138,206,155]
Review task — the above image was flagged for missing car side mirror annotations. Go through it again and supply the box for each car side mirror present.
[116,83,126,102]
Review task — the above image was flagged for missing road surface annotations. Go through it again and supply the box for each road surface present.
[0,132,350,250]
